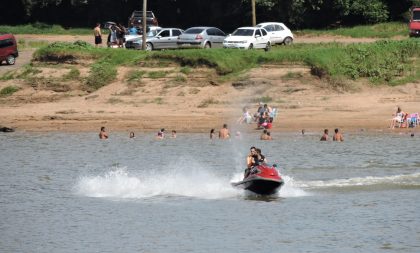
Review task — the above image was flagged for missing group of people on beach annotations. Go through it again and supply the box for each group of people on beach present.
[93,22,129,48]
[237,102,276,129]
[389,106,419,129]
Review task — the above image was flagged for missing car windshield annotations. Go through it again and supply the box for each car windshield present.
[232,29,254,36]
[133,11,154,18]
[147,30,160,36]
[413,11,420,20]
[185,28,204,34]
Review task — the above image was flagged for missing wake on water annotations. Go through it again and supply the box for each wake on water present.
[74,164,420,200]
[74,166,307,200]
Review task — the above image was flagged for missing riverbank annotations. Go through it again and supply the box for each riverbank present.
[0,35,419,134]
[1,64,419,133]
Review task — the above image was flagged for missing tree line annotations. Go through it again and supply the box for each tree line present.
[2,0,419,31]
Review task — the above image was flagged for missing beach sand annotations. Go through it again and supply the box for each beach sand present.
[0,35,419,134]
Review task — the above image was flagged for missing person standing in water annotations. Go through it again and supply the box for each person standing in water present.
[129,132,135,138]
[210,129,215,139]
[332,128,344,142]
[219,124,230,139]
[320,129,329,141]
[156,128,165,139]
[99,126,108,139]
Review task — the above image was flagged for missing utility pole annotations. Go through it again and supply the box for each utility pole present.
[142,0,147,50]
[252,0,256,26]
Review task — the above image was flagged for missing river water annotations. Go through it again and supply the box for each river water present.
[1,132,419,253]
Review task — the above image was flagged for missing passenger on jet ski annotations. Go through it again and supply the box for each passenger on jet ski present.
[244,147,266,178]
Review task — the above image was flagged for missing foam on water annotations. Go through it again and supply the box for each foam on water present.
[75,166,241,200]
[75,166,309,200]
[296,172,420,189]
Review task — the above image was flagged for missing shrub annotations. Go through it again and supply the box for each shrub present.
[85,62,117,91]
[0,86,20,97]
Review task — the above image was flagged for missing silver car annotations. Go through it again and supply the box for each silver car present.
[177,27,226,49]
[125,28,184,50]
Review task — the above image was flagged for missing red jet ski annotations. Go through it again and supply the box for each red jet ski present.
[232,164,284,195]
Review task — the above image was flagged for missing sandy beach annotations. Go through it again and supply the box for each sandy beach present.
[0,34,419,134]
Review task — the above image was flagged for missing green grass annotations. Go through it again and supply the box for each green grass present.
[0,23,95,35]
[126,70,146,83]
[62,68,80,81]
[33,39,420,86]
[148,71,168,79]
[251,96,273,103]
[85,62,117,91]
[297,22,408,38]
[0,86,20,97]
[198,98,220,108]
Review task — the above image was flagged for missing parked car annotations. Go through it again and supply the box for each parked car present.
[128,11,158,28]
[256,22,294,45]
[103,21,116,30]
[126,28,184,50]
[409,6,420,37]
[125,26,162,45]
[223,27,271,51]
[0,34,18,65]
[177,27,226,49]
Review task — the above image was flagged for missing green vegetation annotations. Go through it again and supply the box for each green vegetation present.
[0,86,20,97]
[0,23,95,35]
[251,96,273,103]
[297,22,408,38]
[62,68,80,81]
[180,66,192,75]
[173,75,187,83]
[85,62,117,91]
[198,98,220,108]
[126,70,146,83]
[33,39,420,87]
[148,71,168,79]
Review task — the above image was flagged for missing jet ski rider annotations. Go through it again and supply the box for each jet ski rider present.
[244,147,266,178]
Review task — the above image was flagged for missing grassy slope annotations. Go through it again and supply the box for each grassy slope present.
[296,22,408,38]
[30,39,420,90]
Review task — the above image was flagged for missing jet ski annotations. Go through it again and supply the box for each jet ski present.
[232,164,284,195]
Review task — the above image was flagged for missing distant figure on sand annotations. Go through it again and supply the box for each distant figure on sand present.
[320,129,328,141]
[389,106,406,129]
[210,129,215,139]
[301,129,305,135]
[171,130,177,138]
[99,126,108,139]
[333,128,344,142]
[129,132,135,138]
[237,107,252,124]
[93,23,102,47]
[219,124,230,139]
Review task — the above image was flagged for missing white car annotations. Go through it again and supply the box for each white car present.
[223,27,271,51]
[256,22,294,45]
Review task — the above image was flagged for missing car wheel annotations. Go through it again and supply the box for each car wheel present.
[6,55,16,65]
[146,42,153,51]
[264,42,271,52]
[204,42,211,49]
[248,44,253,50]
[283,37,293,45]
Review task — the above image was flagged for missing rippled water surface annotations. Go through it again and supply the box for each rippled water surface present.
[1,132,419,253]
